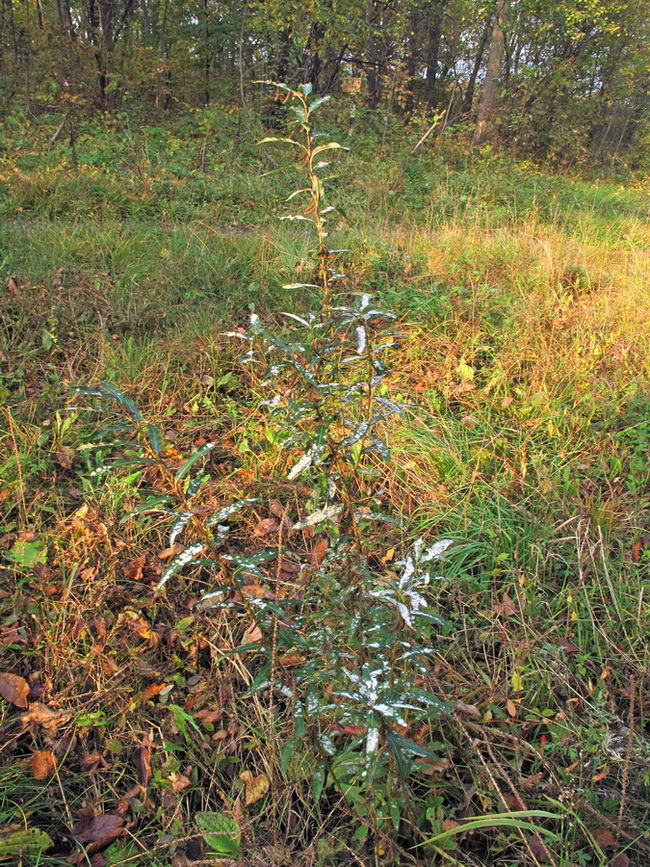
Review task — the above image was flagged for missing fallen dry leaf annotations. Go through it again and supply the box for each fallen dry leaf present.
[493,592,517,617]
[55,446,75,469]
[253,518,279,537]
[610,853,630,867]
[31,750,56,779]
[158,544,183,560]
[455,701,481,719]
[124,554,146,581]
[71,811,125,845]
[240,770,270,805]
[278,652,306,666]
[242,623,263,644]
[506,699,518,718]
[240,584,272,599]
[413,757,450,775]
[140,683,166,704]
[194,708,221,724]
[528,833,551,861]
[0,627,23,648]
[309,539,328,565]
[0,672,30,708]
[593,828,617,849]
[17,530,37,542]
[134,740,152,789]
[80,752,105,772]
[442,819,460,832]
[168,772,192,792]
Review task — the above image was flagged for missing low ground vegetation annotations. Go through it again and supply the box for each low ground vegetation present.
[1,98,649,866]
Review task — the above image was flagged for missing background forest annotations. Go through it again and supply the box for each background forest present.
[1,0,649,167]
[0,2,649,867]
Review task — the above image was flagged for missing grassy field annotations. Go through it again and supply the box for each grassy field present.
[1,105,649,866]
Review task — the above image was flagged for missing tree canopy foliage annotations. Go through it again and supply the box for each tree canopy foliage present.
[1,0,648,164]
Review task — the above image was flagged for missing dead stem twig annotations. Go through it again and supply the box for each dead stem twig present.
[453,714,556,867]
[4,408,27,525]
[618,674,636,838]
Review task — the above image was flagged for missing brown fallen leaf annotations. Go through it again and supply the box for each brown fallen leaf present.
[493,592,517,617]
[55,446,75,469]
[240,584,272,599]
[610,853,630,867]
[240,770,270,805]
[278,652,306,667]
[139,683,166,704]
[80,752,105,772]
[506,699,518,718]
[309,538,328,566]
[168,772,191,792]
[0,627,23,648]
[253,518,279,537]
[242,623,263,645]
[124,554,146,581]
[593,828,617,849]
[17,530,37,542]
[71,811,125,845]
[528,833,551,861]
[557,638,580,654]
[455,701,481,719]
[31,750,56,779]
[134,739,152,789]
[0,672,30,708]
[158,544,183,560]
[413,757,450,775]
[195,708,221,724]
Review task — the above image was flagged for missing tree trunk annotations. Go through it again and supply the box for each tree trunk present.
[472,0,509,146]
[366,0,380,108]
[460,14,492,117]
[423,0,448,108]
[403,10,420,115]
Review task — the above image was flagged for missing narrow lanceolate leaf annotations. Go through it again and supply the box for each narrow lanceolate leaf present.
[282,283,320,291]
[308,95,331,113]
[287,431,327,481]
[147,423,163,453]
[286,188,311,201]
[222,548,278,568]
[169,512,193,546]
[280,311,313,327]
[205,498,258,528]
[99,381,142,422]
[421,539,454,562]
[74,386,104,397]
[175,442,215,482]
[156,544,205,590]
[293,504,343,530]
[123,495,173,519]
[366,435,390,460]
[373,396,406,416]
[356,325,367,355]
[339,420,370,450]
[258,136,303,148]
[312,142,349,157]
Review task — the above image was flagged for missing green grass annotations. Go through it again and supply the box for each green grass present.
[1,110,649,866]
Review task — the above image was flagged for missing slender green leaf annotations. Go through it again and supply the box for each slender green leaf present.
[175,442,215,482]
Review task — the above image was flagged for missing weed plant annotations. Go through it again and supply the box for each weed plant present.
[0,90,649,866]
